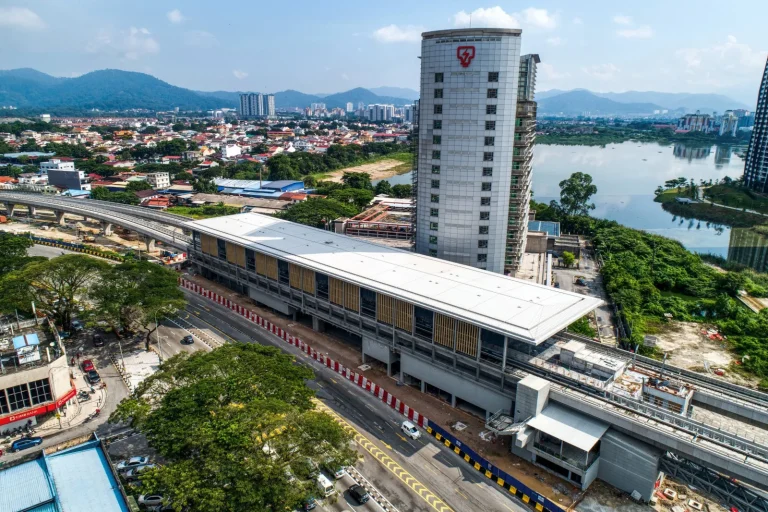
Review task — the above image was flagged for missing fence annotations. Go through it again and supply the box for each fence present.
[26,235,124,262]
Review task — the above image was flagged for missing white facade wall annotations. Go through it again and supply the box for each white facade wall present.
[146,172,170,189]
[416,28,522,273]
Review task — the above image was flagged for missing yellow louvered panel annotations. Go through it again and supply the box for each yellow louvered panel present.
[395,299,413,333]
[289,263,303,289]
[377,294,394,324]
[256,252,267,276]
[201,234,215,255]
[329,277,344,306]
[302,268,315,294]
[434,313,455,349]
[455,320,479,357]
[226,242,245,267]
[264,255,278,280]
[344,283,360,312]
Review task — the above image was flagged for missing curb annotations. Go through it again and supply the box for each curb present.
[345,465,399,512]
[108,352,133,392]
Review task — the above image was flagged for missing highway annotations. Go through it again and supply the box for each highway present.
[178,290,527,512]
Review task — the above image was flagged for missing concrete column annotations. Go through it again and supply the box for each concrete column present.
[54,210,66,225]
[312,315,326,333]
[420,380,426,393]
[386,360,392,377]
[451,394,457,407]
[101,222,113,236]
[361,352,367,364]
[145,237,156,252]
[3,203,15,217]
[28,206,36,217]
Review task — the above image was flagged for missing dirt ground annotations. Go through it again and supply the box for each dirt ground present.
[324,159,411,183]
[653,321,759,388]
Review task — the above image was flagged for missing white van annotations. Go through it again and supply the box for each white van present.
[316,474,336,497]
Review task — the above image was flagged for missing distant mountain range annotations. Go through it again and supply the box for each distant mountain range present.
[0,68,413,112]
[537,88,751,115]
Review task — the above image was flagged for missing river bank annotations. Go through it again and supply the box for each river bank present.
[319,153,412,183]
[654,190,768,228]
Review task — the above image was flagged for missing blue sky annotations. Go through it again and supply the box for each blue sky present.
[2,1,766,103]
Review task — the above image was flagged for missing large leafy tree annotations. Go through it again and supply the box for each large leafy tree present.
[0,233,35,275]
[279,198,358,228]
[341,171,373,190]
[329,188,373,211]
[89,260,185,346]
[558,172,598,216]
[111,344,356,511]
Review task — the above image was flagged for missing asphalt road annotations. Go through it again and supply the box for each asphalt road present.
[180,289,526,512]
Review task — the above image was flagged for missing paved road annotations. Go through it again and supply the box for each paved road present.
[27,244,79,258]
[180,289,526,512]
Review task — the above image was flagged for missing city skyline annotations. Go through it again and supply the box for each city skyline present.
[2,2,767,103]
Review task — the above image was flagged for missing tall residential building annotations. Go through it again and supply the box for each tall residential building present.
[414,28,538,275]
[238,93,271,117]
[346,102,354,112]
[264,94,275,118]
[745,57,768,193]
[366,104,395,121]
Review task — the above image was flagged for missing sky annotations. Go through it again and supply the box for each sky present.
[2,1,767,103]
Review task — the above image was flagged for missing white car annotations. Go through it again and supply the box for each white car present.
[116,456,150,472]
[138,494,165,507]
[401,421,421,440]
[124,464,157,482]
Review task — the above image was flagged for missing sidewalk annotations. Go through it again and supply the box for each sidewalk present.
[183,272,582,508]
[31,365,106,435]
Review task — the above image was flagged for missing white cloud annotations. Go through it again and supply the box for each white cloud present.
[184,30,219,48]
[232,69,248,79]
[612,15,632,25]
[572,17,583,25]
[372,24,424,43]
[341,73,350,80]
[674,36,767,90]
[87,27,159,60]
[453,7,520,29]
[546,37,562,47]
[167,9,185,24]
[582,63,619,80]
[538,63,570,81]
[0,7,45,30]
[617,26,653,39]
[521,8,557,29]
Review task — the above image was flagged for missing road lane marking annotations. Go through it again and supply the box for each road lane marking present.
[314,399,453,512]
[396,433,409,443]
[455,489,468,500]
[330,378,338,384]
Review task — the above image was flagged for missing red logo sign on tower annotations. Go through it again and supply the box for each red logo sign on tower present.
[457,46,476,68]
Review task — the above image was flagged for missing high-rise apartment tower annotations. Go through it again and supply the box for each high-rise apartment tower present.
[414,28,539,275]
[745,57,768,193]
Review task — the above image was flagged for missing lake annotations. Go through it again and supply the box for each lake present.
[380,142,748,259]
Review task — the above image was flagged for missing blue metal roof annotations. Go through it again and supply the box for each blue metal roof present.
[528,220,561,237]
[0,458,55,512]
[12,332,40,350]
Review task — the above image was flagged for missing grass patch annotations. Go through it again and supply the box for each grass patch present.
[654,190,768,227]
[704,184,768,215]
[166,205,241,219]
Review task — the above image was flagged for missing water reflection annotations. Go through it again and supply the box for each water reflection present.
[728,228,768,273]
[714,145,732,169]
[673,143,711,161]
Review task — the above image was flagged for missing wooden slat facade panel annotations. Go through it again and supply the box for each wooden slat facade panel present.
[434,313,455,349]
[289,264,303,289]
[395,299,413,333]
[344,283,360,312]
[377,294,394,324]
[455,320,479,357]
[329,277,344,306]
[302,268,315,294]
[201,234,216,255]
[264,255,278,280]
[226,242,245,267]
[256,252,267,276]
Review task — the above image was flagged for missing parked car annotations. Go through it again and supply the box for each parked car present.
[348,484,370,504]
[86,369,101,384]
[11,436,43,452]
[301,497,317,511]
[138,494,165,507]
[93,334,105,347]
[116,456,150,472]
[123,465,157,482]
[71,320,84,332]
[401,420,421,440]
[81,359,95,372]
[180,335,194,345]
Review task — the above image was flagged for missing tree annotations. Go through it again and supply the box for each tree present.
[561,251,576,267]
[267,154,301,181]
[90,260,185,347]
[279,198,357,227]
[302,175,317,188]
[192,177,218,194]
[329,188,373,210]
[374,180,392,196]
[654,186,664,196]
[558,172,597,216]
[341,172,373,190]
[0,233,34,275]
[110,344,356,512]
[390,184,412,198]
[91,187,141,205]
[125,180,153,193]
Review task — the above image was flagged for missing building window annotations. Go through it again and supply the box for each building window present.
[316,272,329,300]
[360,287,376,319]
[480,197,491,206]
[277,259,290,285]
[484,136,495,146]
[435,72,444,83]
[479,212,490,220]
[217,239,227,260]
[486,105,497,115]
[432,150,441,160]
[429,249,438,257]
[433,135,441,145]
[431,165,440,174]
[430,222,439,231]
[479,226,489,235]
[433,120,442,130]
[245,249,255,272]
[0,390,7,415]
[488,72,499,82]
[485,121,496,131]
[430,194,439,203]
[429,235,438,244]
[7,384,31,411]
[483,152,494,162]
[487,89,498,99]
[482,182,492,191]
[430,208,439,216]
[434,89,443,99]
[431,179,440,189]
[414,306,434,341]
[28,378,52,405]
[434,104,443,115]
[482,167,493,177]
[477,254,487,262]
[478,240,488,248]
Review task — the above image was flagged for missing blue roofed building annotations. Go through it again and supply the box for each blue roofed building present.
[0,436,131,512]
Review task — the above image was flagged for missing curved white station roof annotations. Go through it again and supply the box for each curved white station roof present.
[189,213,603,344]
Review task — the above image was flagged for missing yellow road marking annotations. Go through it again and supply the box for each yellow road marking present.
[314,399,453,512]
[396,433,408,443]
[455,488,468,500]
[504,503,517,512]
[330,378,338,384]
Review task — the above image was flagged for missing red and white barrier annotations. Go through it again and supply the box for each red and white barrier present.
[179,278,430,428]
